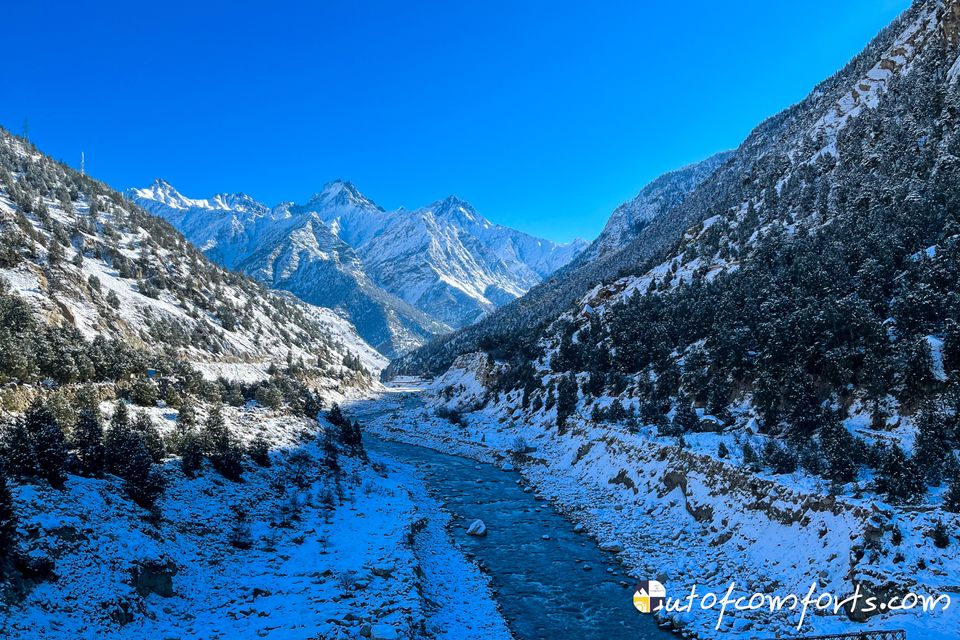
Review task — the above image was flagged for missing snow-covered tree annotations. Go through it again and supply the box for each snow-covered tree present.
[71,407,105,476]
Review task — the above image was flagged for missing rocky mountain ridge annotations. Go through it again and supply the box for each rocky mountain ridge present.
[131,179,587,356]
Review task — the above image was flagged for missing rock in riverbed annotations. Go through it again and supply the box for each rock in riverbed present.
[466,519,488,536]
[370,623,399,640]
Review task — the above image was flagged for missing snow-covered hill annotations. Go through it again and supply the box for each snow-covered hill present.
[386,2,960,637]
[130,180,586,352]
[0,129,387,383]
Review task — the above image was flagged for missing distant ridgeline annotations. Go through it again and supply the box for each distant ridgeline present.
[130,178,587,358]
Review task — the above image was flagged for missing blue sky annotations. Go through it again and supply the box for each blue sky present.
[3,0,908,243]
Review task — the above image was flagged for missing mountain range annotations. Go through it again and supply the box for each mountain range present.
[0,128,387,390]
[130,180,586,357]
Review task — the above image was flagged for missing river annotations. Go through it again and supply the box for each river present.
[365,432,674,639]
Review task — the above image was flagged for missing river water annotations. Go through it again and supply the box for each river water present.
[366,433,674,640]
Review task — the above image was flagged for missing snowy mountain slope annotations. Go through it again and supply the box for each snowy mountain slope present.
[131,180,587,345]
[389,0,960,381]
[2,402,512,640]
[386,153,729,379]
[341,194,588,329]
[235,209,447,357]
[385,4,960,636]
[0,129,386,381]
[579,151,733,264]
[131,179,291,271]
[131,180,447,358]
[292,181,588,323]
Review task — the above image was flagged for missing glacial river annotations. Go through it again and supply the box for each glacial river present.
[365,433,674,640]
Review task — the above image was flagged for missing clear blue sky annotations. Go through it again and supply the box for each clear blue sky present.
[3,0,909,243]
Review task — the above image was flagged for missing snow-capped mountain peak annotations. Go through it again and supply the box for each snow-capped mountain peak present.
[306,179,385,213]
[427,195,487,227]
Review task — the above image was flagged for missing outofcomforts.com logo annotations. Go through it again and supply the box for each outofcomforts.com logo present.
[633,580,667,613]
[631,580,950,630]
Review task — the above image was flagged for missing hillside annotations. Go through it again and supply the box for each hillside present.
[0,127,510,639]
[0,128,386,386]
[376,2,960,636]
[386,150,731,378]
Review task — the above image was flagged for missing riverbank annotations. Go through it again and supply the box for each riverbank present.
[349,382,959,640]
[366,434,673,640]
[0,406,511,640]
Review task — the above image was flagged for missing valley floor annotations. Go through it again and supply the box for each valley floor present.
[350,381,960,640]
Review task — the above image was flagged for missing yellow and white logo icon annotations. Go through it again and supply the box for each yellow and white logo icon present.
[633,580,666,613]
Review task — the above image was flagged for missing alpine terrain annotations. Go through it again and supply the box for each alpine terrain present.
[131,180,586,356]
[4,1,960,639]
[381,1,960,637]
[0,128,516,639]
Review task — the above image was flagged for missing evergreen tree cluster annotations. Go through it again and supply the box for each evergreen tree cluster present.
[460,37,960,507]
[325,404,365,459]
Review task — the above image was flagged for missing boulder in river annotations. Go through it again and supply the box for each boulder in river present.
[370,624,399,640]
[466,519,488,536]
[599,541,623,553]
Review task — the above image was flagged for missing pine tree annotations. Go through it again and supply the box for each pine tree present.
[555,374,578,429]
[303,392,323,421]
[203,405,243,481]
[0,469,16,563]
[819,413,858,484]
[930,520,950,549]
[71,407,105,476]
[326,403,347,428]
[672,392,699,434]
[742,441,760,471]
[248,435,271,467]
[129,378,159,406]
[944,473,960,514]
[104,414,137,477]
[123,441,164,510]
[22,400,68,489]
[876,443,926,505]
[177,397,197,428]
[914,401,951,485]
[178,429,204,478]
[343,420,365,458]
[0,417,36,479]
[111,400,130,431]
[104,414,164,508]
[132,412,165,464]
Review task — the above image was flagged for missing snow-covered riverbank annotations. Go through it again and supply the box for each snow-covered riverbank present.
[351,381,960,640]
[0,404,511,640]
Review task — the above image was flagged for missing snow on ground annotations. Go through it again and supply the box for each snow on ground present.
[0,406,510,640]
[353,382,960,640]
